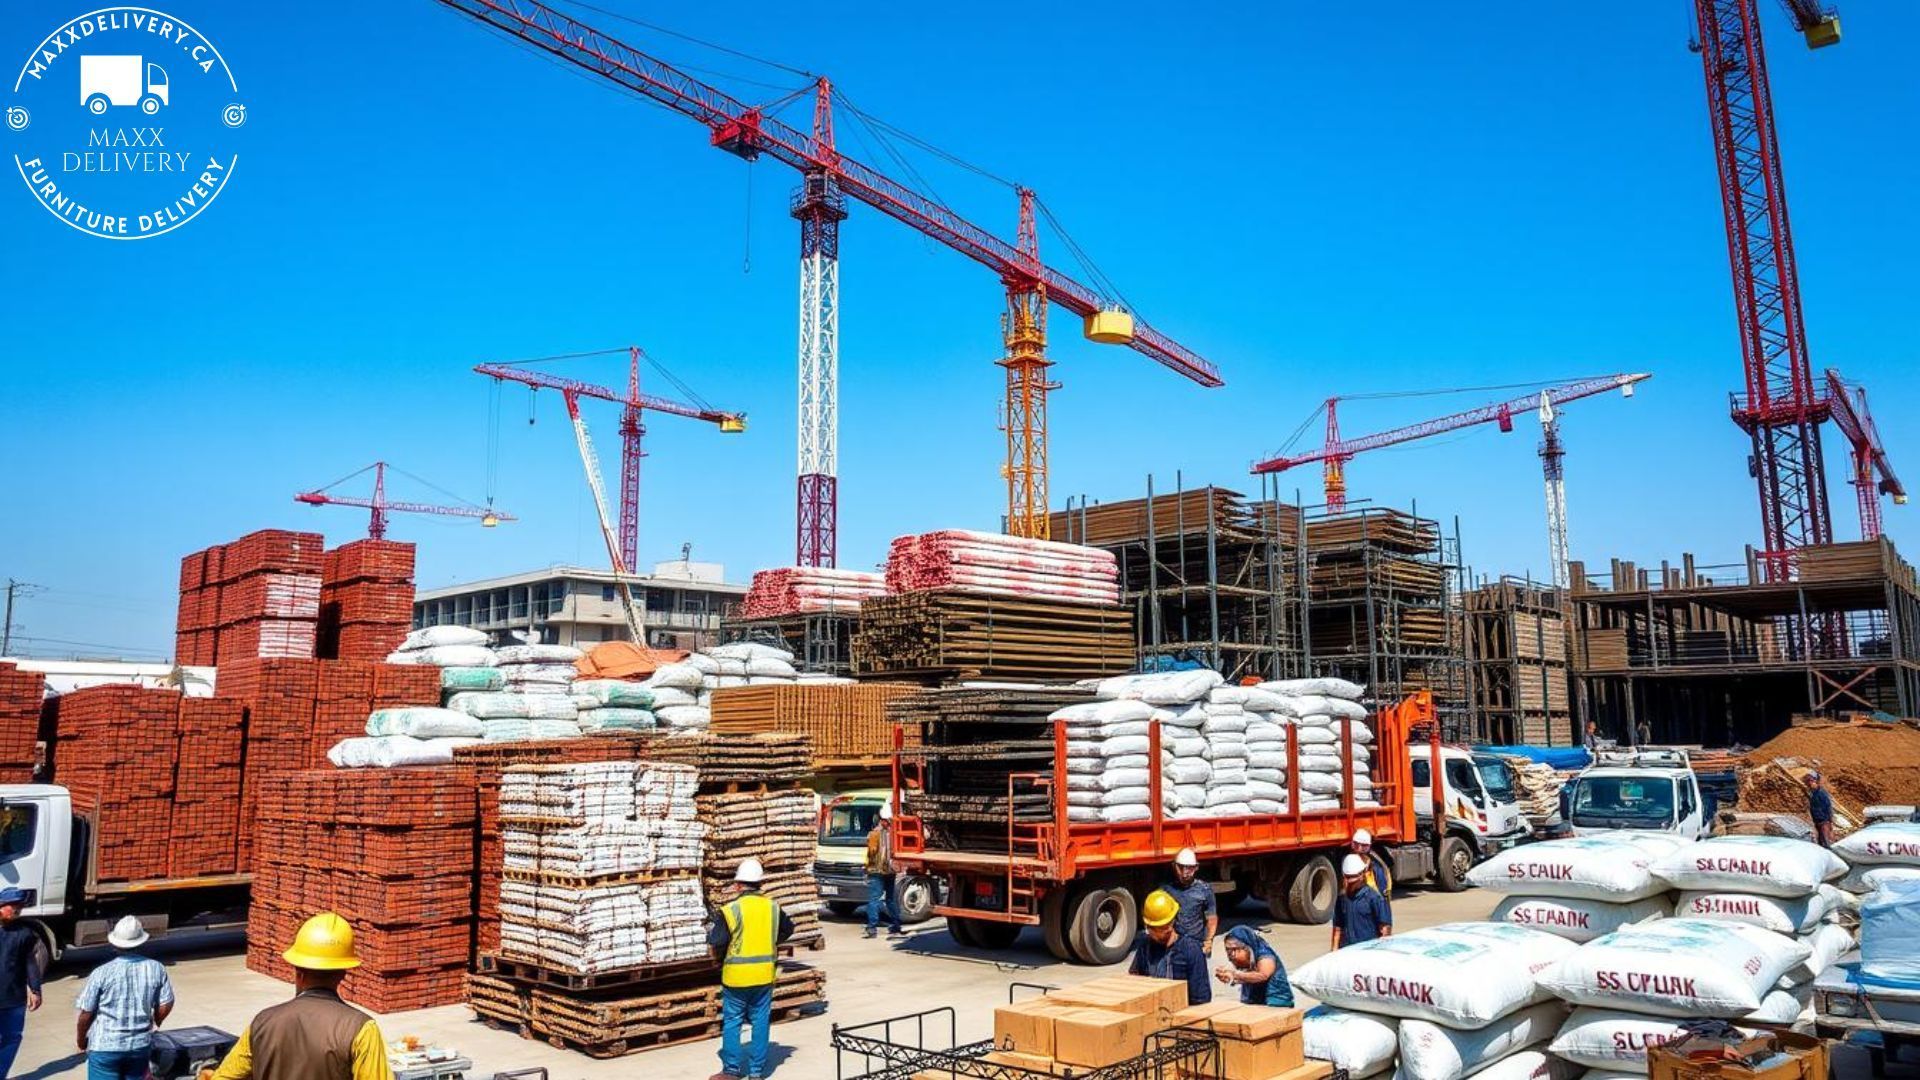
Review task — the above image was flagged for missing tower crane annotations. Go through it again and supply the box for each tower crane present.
[475,347,745,573]
[1823,369,1905,540]
[432,0,1222,556]
[294,460,513,537]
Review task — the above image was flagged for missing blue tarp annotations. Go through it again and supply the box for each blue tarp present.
[1479,745,1592,771]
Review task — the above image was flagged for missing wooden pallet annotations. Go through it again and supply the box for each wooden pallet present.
[467,966,826,1059]
[474,952,715,991]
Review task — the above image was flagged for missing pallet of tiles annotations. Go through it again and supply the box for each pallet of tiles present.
[707,682,917,766]
[852,592,1135,683]
[168,698,244,877]
[0,662,44,784]
[53,686,182,882]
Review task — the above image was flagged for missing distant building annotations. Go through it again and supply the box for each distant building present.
[412,561,745,651]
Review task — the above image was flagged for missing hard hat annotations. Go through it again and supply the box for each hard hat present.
[282,912,361,971]
[1352,828,1372,846]
[108,916,149,950]
[1341,854,1368,877]
[1142,889,1180,928]
[879,801,893,821]
[1173,848,1198,868]
[735,857,765,884]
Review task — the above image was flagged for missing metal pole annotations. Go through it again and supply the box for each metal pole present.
[1145,474,1162,652]
[1206,488,1221,672]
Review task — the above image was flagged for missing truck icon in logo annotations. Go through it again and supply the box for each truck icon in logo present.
[79,55,169,115]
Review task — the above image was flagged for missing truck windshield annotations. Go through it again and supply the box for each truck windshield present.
[1475,760,1517,803]
[1571,776,1676,826]
[820,801,880,847]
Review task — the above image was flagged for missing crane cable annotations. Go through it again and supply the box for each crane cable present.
[548,0,816,79]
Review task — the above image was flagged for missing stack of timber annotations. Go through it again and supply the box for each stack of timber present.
[0,662,44,783]
[853,592,1135,683]
[1499,755,1570,833]
[1305,509,1440,553]
[1054,484,1299,684]
[708,682,918,768]
[893,685,1093,853]
[697,788,822,947]
[1466,580,1574,745]
[1798,537,1916,586]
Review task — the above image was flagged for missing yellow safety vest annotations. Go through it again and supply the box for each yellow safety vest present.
[722,894,778,989]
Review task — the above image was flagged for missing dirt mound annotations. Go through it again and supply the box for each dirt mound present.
[1737,720,1920,826]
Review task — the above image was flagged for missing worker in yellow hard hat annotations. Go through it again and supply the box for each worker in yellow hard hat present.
[209,913,393,1079]
[1127,889,1211,1004]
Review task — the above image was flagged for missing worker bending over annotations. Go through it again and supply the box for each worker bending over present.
[709,857,795,1080]
[1130,890,1210,1005]
[210,912,392,1079]
[1331,854,1391,948]
[1163,848,1218,957]
[1214,926,1293,1007]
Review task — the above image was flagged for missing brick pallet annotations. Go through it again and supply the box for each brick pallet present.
[318,539,416,663]
[169,698,245,877]
[0,662,45,784]
[246,768,477,1013]
[175,530,326,666]
[707,682,917,767]
[53,686,187,882]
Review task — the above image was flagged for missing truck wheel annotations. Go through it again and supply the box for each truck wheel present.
[969,921,1023,950]
[1070,885,1138,966]
[1285,855,1337,924]
[1042,887,1074,961]
[87,95,109,115]
[947,916,980,949]
[826,901,859,919]
[1435,836,1473,892]
[897,876,936,925]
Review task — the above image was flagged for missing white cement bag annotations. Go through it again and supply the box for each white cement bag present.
[1202,713,1249,734]
[365,706,485,739]
[1068,803,1150,824]
[407,644,498,668]
[447,692,535,720]
[328,734,480,768]
[1850,865,1920,893]
[495,644,583,665]
[1208,686,1252,705]
[1455,1050,1580,1080]
[1652,835,1845,897]
[1547,1007,1707,1073]
[1206,802,1250,817]
[655,705,711,729]
[682,651,721,674]
[707,641,794,663]
[1292,922,1576,1027]
[1297,727,1338,745]
[1247,751,1289,771]
[1162,704,1208,728]
[648,686,698,709]
[1168,735,1209,757]
[1173,785,1207,809]
[441,666,506,692]
[1261,676,1365,700]
[1835,821,1920,867]
[1468,835,1670,902]
[1303,1006,1398,1078]
[1065,720,1150,740]
[746,657,798,678]
[1204,785,1251,808]
[1067,735,1151,758]
[1786,921,1855,985]
[1095,669,1223,704]
[1248,780,1286,800]
[1239,688,1289,712]
[1743,984,1814,1024]
[1247,767,1284,783]
[503,664,578,686]
[1396,1002,1564,1080]
[1539,918,1810,1017]
[646,663,704,690]
[1250,799,1286,814]
[401,626,490,650]
[1492,896,1668,944]
[572,680,655,708]
[1165,759,1211,784]
[1673,885,1843,933]
[1051,700,1158,725]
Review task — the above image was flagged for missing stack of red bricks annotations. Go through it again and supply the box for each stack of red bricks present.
[0,662,45,784]
[247,767,477,1013]
[53,686,187,882]
[174,530,326,665]
[318,540,417,663]
[215,658,439,870]
[168,698,245,877]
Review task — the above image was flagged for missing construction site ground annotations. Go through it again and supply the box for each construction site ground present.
[15,885,1887,1080]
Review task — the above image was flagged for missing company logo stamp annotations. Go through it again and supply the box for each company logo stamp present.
[7,7,246,239]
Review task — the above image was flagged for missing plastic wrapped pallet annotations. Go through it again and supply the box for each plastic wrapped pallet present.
[1860,878,1920,987]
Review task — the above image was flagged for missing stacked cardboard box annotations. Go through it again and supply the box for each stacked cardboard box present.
[175,530,326,665]
[247,767,476,1013]
[0,662,45,783]
[168,698,245,877]
[319,540,416,663]
[52,686,185,882]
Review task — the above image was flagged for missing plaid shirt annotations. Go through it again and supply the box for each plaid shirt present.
[77,954,173,1052]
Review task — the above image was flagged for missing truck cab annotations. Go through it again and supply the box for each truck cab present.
[812,788,939,925]
[1564,748,1709,840]
[1407,747,1532,887]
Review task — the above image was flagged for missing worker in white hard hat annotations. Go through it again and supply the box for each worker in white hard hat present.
[709,857,795,1080]
[1163,847,1218,957]
[1331,853,1391,949]
[864,801,904,939]
[1349,828,1394,910]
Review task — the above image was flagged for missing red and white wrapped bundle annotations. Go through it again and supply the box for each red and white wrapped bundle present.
[884,530,1121,606]
[742,567,887,618]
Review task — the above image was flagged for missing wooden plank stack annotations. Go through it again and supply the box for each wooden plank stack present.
[0,662,45,784]
[708,682,918,767]
[1465,581,1573,746]
[696,789,822,947]
[1799,537,1914,585]
[318,539,417,662]
[894,686,1093,852]
[53,686,184,882]
[853,592,1135,683]
[247,767,476,1013]
[175,530,326,665]
[741,566,885,617]
[1048,487,1249,547]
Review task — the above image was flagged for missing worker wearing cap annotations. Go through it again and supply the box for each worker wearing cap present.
[1349,829,1393,911]
[76,916,174,1079]
[709,857,795,1080]
[1129,890,1211,1005]
[1331,854,1391,949]
[1805,772,1835,848]
[1163,848,1218,957]
[0,886,43,1080]
[209,912,393,1079]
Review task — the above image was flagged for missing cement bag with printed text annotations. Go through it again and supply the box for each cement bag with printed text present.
[1538,918,1810,1016]
[1672,884,1846,933]
[1302,1006,1398,1078]
[1453,1050,1582,1080]
[1394,1001,1565,1080]
[1651,835,1845,897]
[1467,834,1671,902]
[1491,896,1668,944]
[1835,821,1920,868]
[1291,921,1577,1027]
[1547,1008,1716,1074]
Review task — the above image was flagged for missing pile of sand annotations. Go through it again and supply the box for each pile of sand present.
[1737,720,1920,827]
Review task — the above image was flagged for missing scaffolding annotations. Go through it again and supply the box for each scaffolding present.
[720,612,856,675]
[1464,576,1572,746]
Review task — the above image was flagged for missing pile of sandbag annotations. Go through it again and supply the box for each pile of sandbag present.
[386,626,500,684]
[497,762,708,974]
[742,566,886,617]
[448,643,586,740]
[1473,832,1681,944]
[1294,922,1581,1080]
[641,641,800,731]
[883,529,1121,605]
[1256,676,1376,811]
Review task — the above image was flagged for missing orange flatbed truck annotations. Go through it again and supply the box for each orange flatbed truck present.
[893,692,1514,964]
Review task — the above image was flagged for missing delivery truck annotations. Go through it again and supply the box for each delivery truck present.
[893,691,1527,963]
[0,784,248,971]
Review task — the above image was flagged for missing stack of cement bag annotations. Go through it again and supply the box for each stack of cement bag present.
[642,641,800,731]
[450,644,586,741]
[497,762,708,974]
[1257,676,1377,811]
[327,705,483,768]
[1294,922,1581,1080]
[1473,833,1680,945]
[571,678,656,733]
[1834,818,1920,892]
[386,626,501,692]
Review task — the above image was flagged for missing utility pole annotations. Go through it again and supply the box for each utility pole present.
[2,579,41,656]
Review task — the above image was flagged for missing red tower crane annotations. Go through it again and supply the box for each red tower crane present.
[431,0,1222,555]
[1823,369,1905,540]
[294,460,515,537]
[475,347,746,572]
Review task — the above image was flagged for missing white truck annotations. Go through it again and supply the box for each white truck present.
[1399,746,1534,888]
[1,785,248,971]
[1562,747,1710,840]
[79,55,169,116]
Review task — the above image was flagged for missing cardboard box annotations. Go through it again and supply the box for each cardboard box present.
[984,1050,1067,1075]
[1168,1000,1243,1029]
[1649,1032,1828,1080]
[1263,1062,1334,1080]
[1046,974,1189,1019]
[993,1000,1078,1057]
[1174,1006,1305,1080]
[1052,1007,1151,1069]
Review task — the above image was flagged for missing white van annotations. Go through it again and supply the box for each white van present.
[1564,748,1710,840]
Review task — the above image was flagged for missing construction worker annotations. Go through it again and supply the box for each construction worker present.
[1129,890,1210,1005]
[1215,926,1294,1007]
[1349,829,1393,911]
[1331,854,1391,949]
[709,857,794,1080]
[864,802,903,939]
[0,887,42,1080]
[209,912,392,1079]
[1164,848,1218,957]
[76,916,174,1079]
[1805,772,1835,848]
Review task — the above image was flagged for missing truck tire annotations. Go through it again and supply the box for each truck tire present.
[1435,835,1473,892]
[1070,884,1138,966]
[1042,887,1075,961]
[1284,855,1337,924]
[898,876,937,925]
[826,901,859,919]
[947,916,980,949]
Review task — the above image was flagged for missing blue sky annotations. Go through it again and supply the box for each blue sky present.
[3,1,1916,660]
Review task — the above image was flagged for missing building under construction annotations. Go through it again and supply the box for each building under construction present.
[1463,578,1572,746]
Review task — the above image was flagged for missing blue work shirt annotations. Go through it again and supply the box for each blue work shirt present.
[1164,877,1217,943]
[1333,885,1391,946]
[1129,932,1211,1005]
[0,921,42,1009]
[1808,787,1833,824]
[1224,928,1295,1007]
